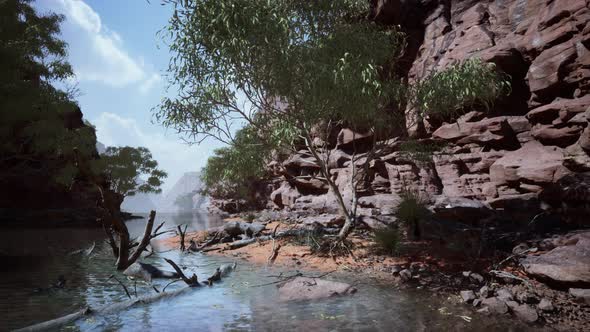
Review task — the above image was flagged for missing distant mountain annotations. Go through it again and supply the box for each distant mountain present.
[157,171,206,212]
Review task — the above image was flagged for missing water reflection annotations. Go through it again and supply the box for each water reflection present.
[0,213,540,331]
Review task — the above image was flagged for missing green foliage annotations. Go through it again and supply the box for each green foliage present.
[0,0,95,188]
[95,146,167,197]
[155,0,404,147]
[415,59,511,119]
[174,191,197,211]
[243,213,256,222]
[373,227,401,254]
[395,188,430,240]
[200,126,269,200]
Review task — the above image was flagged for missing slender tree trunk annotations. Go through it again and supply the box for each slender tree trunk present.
[116,227,130,270]
[302,127,355,241]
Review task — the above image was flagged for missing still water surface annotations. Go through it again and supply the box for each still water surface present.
[0,212,538,331]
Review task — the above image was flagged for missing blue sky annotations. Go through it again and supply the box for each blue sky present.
[34,0,226,191]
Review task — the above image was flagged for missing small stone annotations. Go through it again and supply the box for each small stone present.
[399,269,412,282]
[470,273,484,283]
[479,286,490,298]
[496,288,514,302]
[538,299,554,312]
[482,297,509,314]
[513,304,539,323]
[462,271,472,278]
[391,265,402,275]
[473,298,482,307]
[569,288,590,305]
[409,262,421,273]
[477,307,490,315]
[505,300,519,310]
[516,291,537,304]
[460,290,476,303]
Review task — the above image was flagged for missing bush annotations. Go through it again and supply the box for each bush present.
[415,59,511,119]
[395,188,430,240]
[373,227,401,254]
[200,126,270,201]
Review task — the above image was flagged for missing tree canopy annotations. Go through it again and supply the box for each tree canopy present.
[0,0,96,188]
[200,125,270,201]
[155,0,404,146]
[96,146,167,198]
[156,0,510,238]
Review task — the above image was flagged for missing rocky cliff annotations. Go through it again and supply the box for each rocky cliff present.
[157,172,206,212]
[262,0,590,226]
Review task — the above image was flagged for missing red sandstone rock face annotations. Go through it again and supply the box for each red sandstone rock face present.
[261,0,590,218]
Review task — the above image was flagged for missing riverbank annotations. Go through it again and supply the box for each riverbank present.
[159,214,590,332]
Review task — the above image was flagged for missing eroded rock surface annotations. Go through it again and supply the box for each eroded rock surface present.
[278,277,357,302]
[521,231,590,287]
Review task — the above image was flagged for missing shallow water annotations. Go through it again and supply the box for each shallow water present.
[0,212,537,331]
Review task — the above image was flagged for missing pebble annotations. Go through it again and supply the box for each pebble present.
[460,290,476,303]
[538,298,554,312]
[470,273,484,283]
[399,269,412,282]
[496,288,514,302]
[512,304,539,323]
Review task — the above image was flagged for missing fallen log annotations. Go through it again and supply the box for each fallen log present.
[15,261,233,332]
[222,228,336,251]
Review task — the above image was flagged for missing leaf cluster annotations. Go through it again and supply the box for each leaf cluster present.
[95,146,168,197]
[200,125,270,200]
[414,59,511,119]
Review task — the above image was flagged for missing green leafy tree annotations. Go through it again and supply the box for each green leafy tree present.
[96,146,167,200]
[200,125,270,205]
[156,0,509,241]
[0,0,97,190]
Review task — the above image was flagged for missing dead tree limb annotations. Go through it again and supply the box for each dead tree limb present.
[163,258,199,286]
[178,224,188,251]
[267,241,281,266]
[107,275,132,299]
[14,307,92,332]
[126,211,156,268]
[16,262,238,332]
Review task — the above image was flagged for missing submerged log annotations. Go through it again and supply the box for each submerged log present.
[16,260,235,332]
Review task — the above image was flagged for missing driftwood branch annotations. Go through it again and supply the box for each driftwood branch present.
[489,270,532,288]
[16,262,237,332]
[127,211,156,266]
[178,224,188,251]
[107,275,132,299]
[164,258,199,286]
[267,240,281,266]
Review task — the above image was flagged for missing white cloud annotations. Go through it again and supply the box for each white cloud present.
[52,0,158,92]
[92,112,224,191]
[139,73,162,94]
[58,0,101,33]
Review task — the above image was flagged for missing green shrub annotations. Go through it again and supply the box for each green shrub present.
[395,188,430,240]
[415,59,511,119]
[373,227,401,254]
[243,213,256,222]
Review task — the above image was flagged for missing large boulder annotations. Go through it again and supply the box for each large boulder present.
[489,141,570,185]
[521,231,590,287]
[526,96,590,125]
[278,277,357,302]
[431,196,493,225]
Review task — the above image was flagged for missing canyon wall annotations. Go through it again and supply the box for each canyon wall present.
[263,0,590,223]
